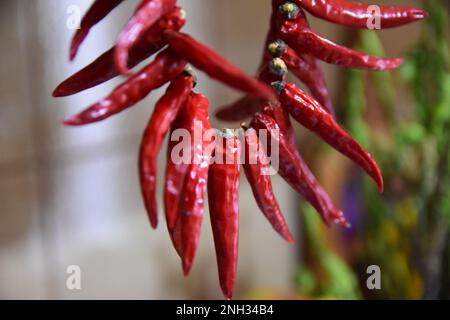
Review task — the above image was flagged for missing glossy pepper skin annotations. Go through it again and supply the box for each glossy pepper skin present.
[178,93,214,275]
[164,30,276,101]
[69,0,124,61]
[294,0,426,29]
[164,120,188,256]
[115,0,176,74]
[64,49,186,125]
[54,7,186,98]
[208,132,241,300]
[275,81,384,192]
[242,127,294,243]
[139,73,194,229]
[250,113,346,226]
[279,19,403,71]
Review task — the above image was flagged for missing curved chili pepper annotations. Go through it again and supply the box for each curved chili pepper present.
[208,130,241,300]
[274,81,384,192]
[179,93,214,275]
[115,0,176,74]
[69,0,124,61]
[64,49,186,126]
[139,72,194,229]
[294,0,426,29]
[242,126,294,243]
[252,110,347,226]
[215,58,287,122]
[268,39,334,116]
[164,30,276,101]
[54,7,186,98]
[279,19,403,71]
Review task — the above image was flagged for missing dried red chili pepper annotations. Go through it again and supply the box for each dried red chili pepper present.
[178,93,214,275]
[139,72,194,229]
[208,130,241,300]
[115,0,176,74]
[280,22,403,70]
[268,39,334,116]
[69,0,124,60]
[276,4,403,71]
[64,49,186,125]
[163,30,276,100]
[293,0,426,29]
[215,58,287,122]
[242,126,295,243]
[54,7,186,97]
[274,80,384,192]
[251,112,346,226]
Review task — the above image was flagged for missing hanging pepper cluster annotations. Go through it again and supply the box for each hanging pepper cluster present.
[54,0,426,299]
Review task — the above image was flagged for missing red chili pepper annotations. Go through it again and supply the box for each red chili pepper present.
[139,72,194,229]
[268,39,334,116]
[63,49,186,126]
[178,93,214,275]
[164,30,276,101]
[274,80,384,192]
[208,131,241,300]
[69,0,124,61]
[54,7,186,98]
[279,20,403,71]
[251,111,347,226]
[242,126,295,243]
[294,0,426,29]
[215,58,287,122]
[115,0,176,74]
[164,120,188,256]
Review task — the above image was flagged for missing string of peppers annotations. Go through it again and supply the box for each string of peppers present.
[54,0,426,299]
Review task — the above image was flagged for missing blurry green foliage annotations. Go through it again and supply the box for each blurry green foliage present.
[297,0,450,299]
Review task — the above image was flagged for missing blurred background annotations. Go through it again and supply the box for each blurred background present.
[0,0,449,299]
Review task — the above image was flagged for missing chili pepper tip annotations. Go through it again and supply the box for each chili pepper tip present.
[268,40,287,58]
[271,80,286,95]
[63,114,83,126]
[279,2,300,20]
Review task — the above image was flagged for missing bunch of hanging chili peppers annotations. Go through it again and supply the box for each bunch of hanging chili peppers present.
[54,0,426,299]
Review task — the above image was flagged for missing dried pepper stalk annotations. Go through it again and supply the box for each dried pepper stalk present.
[53,0,426,299]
